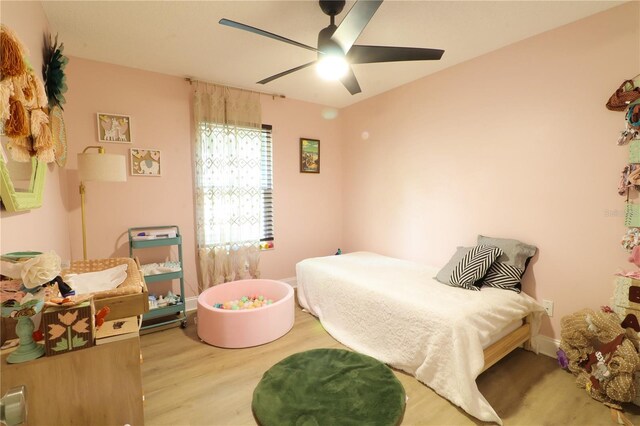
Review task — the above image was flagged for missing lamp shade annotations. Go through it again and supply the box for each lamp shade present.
[77,153,126,182]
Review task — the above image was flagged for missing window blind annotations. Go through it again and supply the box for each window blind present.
[261,125,274,242]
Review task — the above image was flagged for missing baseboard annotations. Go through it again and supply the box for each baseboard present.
[535,334,560,359]
[279,276,297,288]
[186,296,198,312]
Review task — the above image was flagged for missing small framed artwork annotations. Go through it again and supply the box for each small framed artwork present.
[300,138,320,173]
[97,113,132,143]
[130,148,161,176]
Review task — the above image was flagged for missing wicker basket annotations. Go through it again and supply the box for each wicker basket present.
[62,257,148,319]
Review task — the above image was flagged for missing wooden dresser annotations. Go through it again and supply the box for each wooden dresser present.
[0,335,144,425]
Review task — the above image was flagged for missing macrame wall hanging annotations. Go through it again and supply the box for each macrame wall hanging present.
[0,24,54,163]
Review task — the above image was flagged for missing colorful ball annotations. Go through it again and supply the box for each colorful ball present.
[214,295,274,310]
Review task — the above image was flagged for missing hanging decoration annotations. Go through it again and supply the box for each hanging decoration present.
[557,75,640,423]
[627,99,640,129]
[43,34,69,167]
[0,25,54,163]
[42,34,68,109]
[49,106,67,167]
[606,79,640,112]
[0,25,26,78]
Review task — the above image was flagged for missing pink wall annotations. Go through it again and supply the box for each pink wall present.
[261,97,343,277]
[340,2,640,339]
[0,1,71,260]
[63,58,343,297]
[3,1,636,342]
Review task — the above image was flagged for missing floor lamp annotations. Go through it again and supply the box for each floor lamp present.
[77,146,126,260]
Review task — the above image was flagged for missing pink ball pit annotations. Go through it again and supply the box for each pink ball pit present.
[197,279,294,348]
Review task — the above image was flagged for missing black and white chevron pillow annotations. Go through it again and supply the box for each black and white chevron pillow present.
[449,245,503,291]
[481,262,524,293]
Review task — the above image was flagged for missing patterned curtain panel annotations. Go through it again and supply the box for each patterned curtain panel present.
[193,82,262,290]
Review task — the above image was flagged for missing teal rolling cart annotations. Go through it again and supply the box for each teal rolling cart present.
[128,225,187,329]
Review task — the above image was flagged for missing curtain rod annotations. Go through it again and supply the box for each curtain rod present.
[185,77,286,100]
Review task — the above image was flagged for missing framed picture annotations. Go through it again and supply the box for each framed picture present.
[97,113,132,143]
[300,138,320,173]
[130,148,161,176]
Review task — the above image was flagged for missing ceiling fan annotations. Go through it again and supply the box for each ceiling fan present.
[219,0,444,95]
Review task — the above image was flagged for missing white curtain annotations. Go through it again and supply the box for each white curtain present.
[193,82,262,291]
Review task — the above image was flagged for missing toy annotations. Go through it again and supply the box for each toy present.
[213,295,274,310]
[94,306,111,328]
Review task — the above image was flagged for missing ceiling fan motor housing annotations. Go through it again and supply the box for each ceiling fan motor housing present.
[319,0,346,17]
[318,24,342,57]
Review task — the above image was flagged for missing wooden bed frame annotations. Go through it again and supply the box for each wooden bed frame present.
[482,319,531,372]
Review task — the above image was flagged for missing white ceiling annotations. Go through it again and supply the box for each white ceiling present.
[40,0,624,108]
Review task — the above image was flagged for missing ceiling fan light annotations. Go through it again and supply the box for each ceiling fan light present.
[316,56,348,81]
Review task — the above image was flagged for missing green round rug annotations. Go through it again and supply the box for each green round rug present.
[252,348,406,426]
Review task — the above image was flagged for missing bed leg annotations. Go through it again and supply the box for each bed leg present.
[523,315,533,352]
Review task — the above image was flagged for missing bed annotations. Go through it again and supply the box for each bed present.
[296,252,544,425]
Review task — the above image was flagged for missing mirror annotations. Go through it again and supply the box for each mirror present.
[0,138,46,212]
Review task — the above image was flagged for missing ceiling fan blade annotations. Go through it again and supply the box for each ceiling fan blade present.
[340,67,361,95]
[331,0,383,54]
[348,45,445,64]
[219,19,320,53]
[257,61,317,85]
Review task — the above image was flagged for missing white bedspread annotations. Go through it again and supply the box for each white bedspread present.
[296,252,544,425]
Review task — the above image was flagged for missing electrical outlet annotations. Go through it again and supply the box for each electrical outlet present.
[542,299,554,317]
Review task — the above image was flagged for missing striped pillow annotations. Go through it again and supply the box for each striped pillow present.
[482,262,524,293]
[449,245,503,291]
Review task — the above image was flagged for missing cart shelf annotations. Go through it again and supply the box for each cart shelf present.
[128,225,187,329]
[143,270,183,283]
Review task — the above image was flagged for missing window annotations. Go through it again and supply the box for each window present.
[198,123,273,247]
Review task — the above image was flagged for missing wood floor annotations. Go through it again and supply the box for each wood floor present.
[140,306,640,426]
